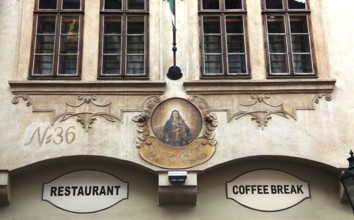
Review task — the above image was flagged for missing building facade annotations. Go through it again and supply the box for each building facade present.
[0,0,353,219]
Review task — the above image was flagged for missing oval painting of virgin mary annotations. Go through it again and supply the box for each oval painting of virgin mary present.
[151,98,202,147]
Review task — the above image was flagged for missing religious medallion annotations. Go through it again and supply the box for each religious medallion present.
[133,96,217,169]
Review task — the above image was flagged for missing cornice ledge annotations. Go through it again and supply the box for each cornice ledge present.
[8,80,166,95]
[184,79,336,94]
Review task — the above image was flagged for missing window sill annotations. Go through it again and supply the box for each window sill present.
[183,79,336,95]
[8,80,166,95]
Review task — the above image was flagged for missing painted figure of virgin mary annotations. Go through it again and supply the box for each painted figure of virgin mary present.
[162,110,193,147]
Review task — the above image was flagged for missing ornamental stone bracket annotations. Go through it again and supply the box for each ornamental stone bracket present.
[0,170,10,206]
[158,172,197,206]
[184,79,336,129]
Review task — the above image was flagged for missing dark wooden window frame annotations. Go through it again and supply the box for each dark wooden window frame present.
[98,0,149,80]
[29,0,84,79]
[198,0,250,79]
[262,0,317,78]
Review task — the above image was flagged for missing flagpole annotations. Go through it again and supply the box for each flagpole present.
[172,0,176,67]
[167,0,182,80]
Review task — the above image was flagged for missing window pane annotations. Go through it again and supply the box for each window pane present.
[61,17,79,34]
[39,0,57,9]
[205,55,222,74]
[292,35,310,52]
[104,36,121,53]
[267,16,285,33]
[105,0,122,10]
[127,0,145,10]
[204,35,222,53]
[226,16,243,33]
[270,55,288,73]
[268,35,286,53]
[62,0,80,9]
[103,55,121,74]
[37,16,56,34]
[104,16,122,34]
[227,35,244,53]
[36,36,55,53]
[290,16,308,33]
[228,55,246,73]
[265,0,283,9]
[59,55,77,74]
[225,0,242,9]
[127,36,144,54]
[126,55,144,74]
[203,17,221,33]
[202,0,220,10]
[127,16,144,34]
[293,54,312,73]
[34,55,54,74]
[288,0,306,9]
[60,36,78,53]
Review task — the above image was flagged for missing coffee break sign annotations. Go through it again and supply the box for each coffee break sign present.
[226,169,310,212]
[42,170,128,214]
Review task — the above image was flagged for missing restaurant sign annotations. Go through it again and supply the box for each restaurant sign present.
[42,170,128,214]
[226,169,310,212]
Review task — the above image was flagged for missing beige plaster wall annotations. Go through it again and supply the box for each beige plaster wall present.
[0,0,353,173]
[0,158,351,219]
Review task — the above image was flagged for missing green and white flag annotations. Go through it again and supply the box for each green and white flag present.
[168,0,176,28]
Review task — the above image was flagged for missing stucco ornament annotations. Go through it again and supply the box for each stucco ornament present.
[133,96,217,169]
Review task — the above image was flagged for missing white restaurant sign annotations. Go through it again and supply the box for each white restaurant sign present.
[42,170,128,214]
[226,169,310,212]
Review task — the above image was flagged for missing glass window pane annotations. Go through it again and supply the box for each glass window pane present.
[226,16,243,33]
[202,0,220,10]
[227,35,244,53]
[127,36,144,54]
[203,17,221,33]
[267,16,285,33]
[126,55,144,74]
[292,35,310,52]
[293,54,312,73]
[62,0,80,9]
[59,55,77,74]
[60,36,78,53]
[104,16,122,34]
[37,16,56,34]
[205,55,222,74]
[34,55,54,74]
[290,16,308,33]
[265,0,283,9]
[268,35,286,53]
[39,0,57,9]
[127,16,144,34]
[105,0,122,10]
[204,35,222,53]
[104,36,121,53]
[228,55,246,73]
[103,55,121,74]
[36,36,55,53]
[270,54,288,73]
[61,17,79,34]
[288,0,306,9]
[225,0,242,9]
[127,0,145,10]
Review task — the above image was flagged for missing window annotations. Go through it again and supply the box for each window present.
[30,0,84,78]
[263,0,315,77]
[99,0,148,79]
[199,0,249,78]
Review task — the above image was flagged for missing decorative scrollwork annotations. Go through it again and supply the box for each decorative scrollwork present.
[230,94,291,129]
[12,95,32,107]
